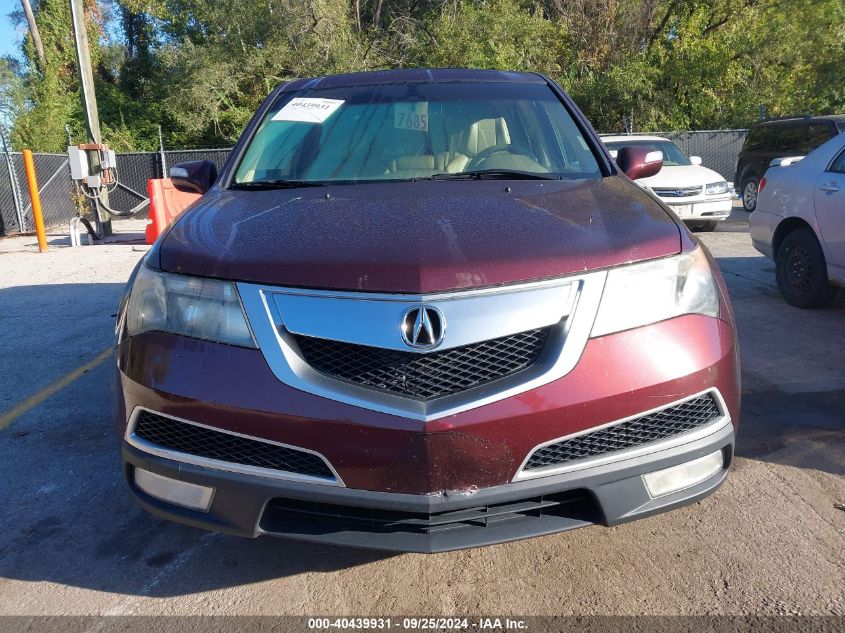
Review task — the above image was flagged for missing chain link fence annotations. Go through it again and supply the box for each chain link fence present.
[0,156,22,235]
[0,149,231,236]
[0,131,747,237]
[0,153,79,236]
[660,130,748,184]
[108,149,231,216]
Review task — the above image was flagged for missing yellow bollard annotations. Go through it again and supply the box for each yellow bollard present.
[22,149,48,252]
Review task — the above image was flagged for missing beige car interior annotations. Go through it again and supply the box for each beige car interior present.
[445,117,512,172]
[386,117,545,179]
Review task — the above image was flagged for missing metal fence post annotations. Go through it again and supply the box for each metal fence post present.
[158,126,167,178]
[1,124,26,232]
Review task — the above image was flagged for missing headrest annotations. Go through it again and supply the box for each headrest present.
[465,118,511,156]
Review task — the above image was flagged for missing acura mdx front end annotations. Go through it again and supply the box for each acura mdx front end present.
[114,69,740,553]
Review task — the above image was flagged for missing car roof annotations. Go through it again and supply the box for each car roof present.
[753,114,845,127]
[281,68,548,92]
[600,135,670,144]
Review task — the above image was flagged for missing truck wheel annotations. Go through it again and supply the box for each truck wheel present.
[742,177,759,212]
[776,228,837,308]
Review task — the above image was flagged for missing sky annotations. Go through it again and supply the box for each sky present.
[1,0,25,62]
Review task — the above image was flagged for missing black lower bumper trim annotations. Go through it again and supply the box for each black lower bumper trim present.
[261,490,598,546]
[122,421,734,553]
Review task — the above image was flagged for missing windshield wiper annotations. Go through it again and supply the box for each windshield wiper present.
[427,170,559,181]
[229,180,327,190]
[430,169,560,180]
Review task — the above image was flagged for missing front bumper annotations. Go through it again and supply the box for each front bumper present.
[662,196,733,222]
[123,418,733,553]
[115,303,740,551]
[115,312,739,494]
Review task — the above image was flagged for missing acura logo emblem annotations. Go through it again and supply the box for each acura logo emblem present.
[401,305,445,350]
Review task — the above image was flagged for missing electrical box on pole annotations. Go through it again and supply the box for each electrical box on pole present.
[69,0,112,236]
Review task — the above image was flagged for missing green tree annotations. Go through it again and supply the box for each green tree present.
[0,57,25,131]
[412,0,566,74]
[122,0,372,145]
[7,0,845,150]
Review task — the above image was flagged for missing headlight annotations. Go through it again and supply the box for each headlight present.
[705,181,729,195]
[591,247,719,337]
[125,265,256,347]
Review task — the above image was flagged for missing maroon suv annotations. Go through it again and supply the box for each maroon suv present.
[114,69,740,553]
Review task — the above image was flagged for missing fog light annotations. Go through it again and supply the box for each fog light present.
[642,450,724,498]
[134,468,214,511]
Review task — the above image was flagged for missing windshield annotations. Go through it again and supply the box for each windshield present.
[604,140,692,167]
[233,82,601,185]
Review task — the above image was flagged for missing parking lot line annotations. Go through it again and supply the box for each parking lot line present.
[0,347,112,430]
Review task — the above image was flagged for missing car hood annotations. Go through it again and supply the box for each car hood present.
[636,164,727,188]
[157,177,681,293]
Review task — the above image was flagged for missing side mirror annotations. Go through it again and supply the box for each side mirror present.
[170,160,217,194]
[690,156,703,166]
[616,146,663,180]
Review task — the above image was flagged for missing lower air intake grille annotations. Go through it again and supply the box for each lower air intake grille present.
[261,490,597,537]
[523,393,722,472]
[133,410,335,480]
[293,328,550,401]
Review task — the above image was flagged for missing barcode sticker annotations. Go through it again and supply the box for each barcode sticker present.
[272,98,345,123]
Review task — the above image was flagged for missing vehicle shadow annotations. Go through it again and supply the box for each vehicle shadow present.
[712,254,845,477]
[737,387,845,476]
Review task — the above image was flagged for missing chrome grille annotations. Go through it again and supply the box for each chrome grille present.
[294,328,550,401]
[133,410,335,480]
[652,186,703,197]
[523,393,721,472]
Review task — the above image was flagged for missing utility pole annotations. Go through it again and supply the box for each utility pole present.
[69,0,111,235]
[20,0,46,72]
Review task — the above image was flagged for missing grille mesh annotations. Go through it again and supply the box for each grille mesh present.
[294,328,550,401]
[652,185,703,197]
[133,410,335,480]
[523,394,721,471]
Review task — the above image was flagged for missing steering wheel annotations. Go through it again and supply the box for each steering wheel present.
[465,143,539,170]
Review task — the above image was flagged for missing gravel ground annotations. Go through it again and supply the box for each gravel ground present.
[0,214,842,618]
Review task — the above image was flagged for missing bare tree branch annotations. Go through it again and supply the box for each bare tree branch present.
[647,0,680,50]
[373,0,384,29]
[703,0,758,35]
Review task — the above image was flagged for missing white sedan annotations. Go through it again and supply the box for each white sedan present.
[602,135,733,231]
[750,133,845,308]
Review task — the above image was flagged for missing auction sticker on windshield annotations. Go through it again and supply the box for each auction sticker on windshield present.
[395,102,429,131]
[272,98,344,123]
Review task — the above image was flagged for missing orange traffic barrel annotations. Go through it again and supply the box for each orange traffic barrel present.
[145,178,202,244]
